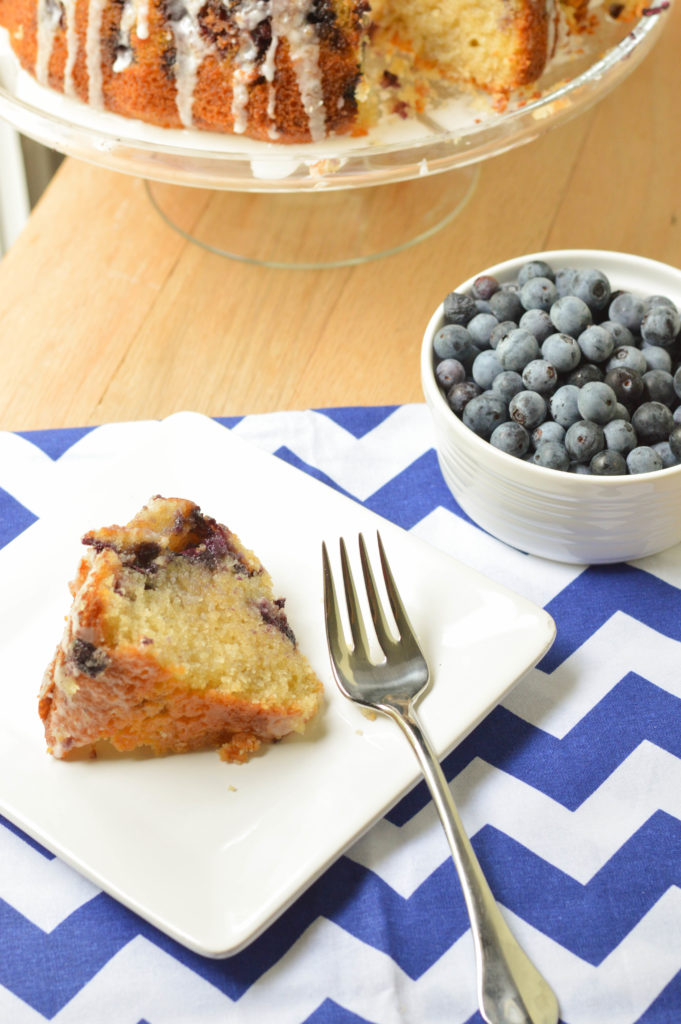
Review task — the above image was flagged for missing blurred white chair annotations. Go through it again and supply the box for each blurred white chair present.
[0,121,30,254]
[0,125,62,255]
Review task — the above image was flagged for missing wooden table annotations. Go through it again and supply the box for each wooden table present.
[0,1,679,431]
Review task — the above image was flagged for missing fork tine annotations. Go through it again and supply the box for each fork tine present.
[358,533,397,655]
[339,537,373,662]
[376,532,422,656]
[321,541,348,672]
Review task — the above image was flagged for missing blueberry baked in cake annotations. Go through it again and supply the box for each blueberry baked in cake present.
[0,0,645,141]
[39,496,323,762]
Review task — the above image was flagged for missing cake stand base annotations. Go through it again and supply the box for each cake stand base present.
[144,166,479,270]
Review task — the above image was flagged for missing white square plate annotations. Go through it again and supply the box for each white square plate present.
[0,412,555,956]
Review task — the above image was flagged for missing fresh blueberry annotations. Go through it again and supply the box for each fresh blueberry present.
[462,391,509,439]
[550,295,592,336]
[444,291,478,326]
[519,276,558,312]
[577,324,614,364]
[522,359,558,396]
[509,390,547,429]
[554,267,578,296]
[645,294,677,311]
[652,441,678,468]
[550,384,581,428]
[489,320,518,349]
[471,275,500,302]
[490,421,530,458]
[600,320,636,347]
[642,344,673,373]
[491,370,524,404]
[669,424,681,460]
[565,420,605,463]
[531,441,570,470]
[472,349,504,389]
[590,449,627,475]
[631,401,675,444]
[433,323,475,362]
[640,304,681,348]
[570,268,611,313]
[517,259,555,285]
[489,288,524,322]
[626,446,664,474]
[496,329,540,372]
[674,365,681,401]
[447,380,481,415]
[541,332,581,373]
[531,420,566,449]
[614,402,631,422]
[568,363,605,388]
[467,312,500,347]
[519,308,554,343]
[609,292,645,333]
[606,345,648,375]
[435,359,466,389]
[642,369,677,407]
[576,381,618,424]
[604,366,645,410]
[603,418,637,456]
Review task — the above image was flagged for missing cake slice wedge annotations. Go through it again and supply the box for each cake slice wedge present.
[39,496,323,763]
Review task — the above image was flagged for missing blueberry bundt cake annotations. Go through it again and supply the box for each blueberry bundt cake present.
[39,496,323,763]
[0,0,644,142]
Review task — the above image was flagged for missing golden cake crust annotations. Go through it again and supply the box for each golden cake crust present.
[0,0,367,140]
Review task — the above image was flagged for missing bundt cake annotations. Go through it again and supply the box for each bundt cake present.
[0,0,644,142]
[39,496,323,763]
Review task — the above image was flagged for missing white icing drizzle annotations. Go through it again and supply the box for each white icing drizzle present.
[35,0,61,85]
[231,0,326,141]
[270,0,325,141]
[260,7,280,139]
[62,0,78,95]
[114,0,136,70]
[113,0,150,72]
[85,0,107,106]
[231,0,270,133]
[167,0,210,127]
[134,0,150,40]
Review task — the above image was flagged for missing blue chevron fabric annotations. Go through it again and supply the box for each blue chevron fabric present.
[2,405,681,1024]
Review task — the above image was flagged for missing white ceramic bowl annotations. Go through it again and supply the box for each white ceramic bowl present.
[421,249,681,564]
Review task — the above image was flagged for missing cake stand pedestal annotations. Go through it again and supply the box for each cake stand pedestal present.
[144,166,479,269]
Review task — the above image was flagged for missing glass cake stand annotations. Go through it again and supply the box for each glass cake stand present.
[0,6,670,267]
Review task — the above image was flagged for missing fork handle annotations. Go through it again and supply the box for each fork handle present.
[387,705,559,1024]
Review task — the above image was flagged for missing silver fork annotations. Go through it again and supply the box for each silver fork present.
[322,532,559,1024]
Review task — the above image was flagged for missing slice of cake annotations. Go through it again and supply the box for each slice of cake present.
[39,496,323,762]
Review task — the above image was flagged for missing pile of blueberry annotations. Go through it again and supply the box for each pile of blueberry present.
[433,259,681,475]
